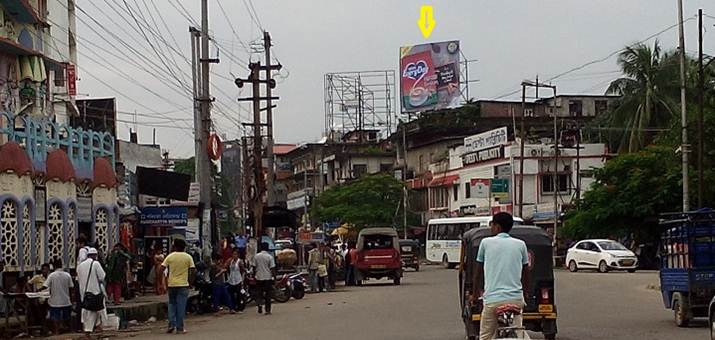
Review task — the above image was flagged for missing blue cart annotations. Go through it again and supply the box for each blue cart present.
[660,209,715,327]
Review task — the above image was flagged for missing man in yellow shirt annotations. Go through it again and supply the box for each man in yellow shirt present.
[161,239,196,334]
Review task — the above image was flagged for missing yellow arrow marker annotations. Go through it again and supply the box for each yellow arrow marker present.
[417,5,436,39]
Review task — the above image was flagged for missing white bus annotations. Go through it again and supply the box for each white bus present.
[426,216,523,268]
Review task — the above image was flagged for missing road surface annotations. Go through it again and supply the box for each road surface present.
[123,266,708,340]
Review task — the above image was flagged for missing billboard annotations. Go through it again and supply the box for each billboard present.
[400,40,460,112]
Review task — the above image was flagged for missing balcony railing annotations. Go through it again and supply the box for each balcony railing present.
[0,111,115,179]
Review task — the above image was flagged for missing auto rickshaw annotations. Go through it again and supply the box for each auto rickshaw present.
[459,226,557,340]
[399,239,420,271]
[355,228,402,285]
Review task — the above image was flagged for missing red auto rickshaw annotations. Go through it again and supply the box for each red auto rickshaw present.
[355,228,402,285]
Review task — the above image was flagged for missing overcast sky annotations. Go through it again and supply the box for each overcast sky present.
[76,0,715,158]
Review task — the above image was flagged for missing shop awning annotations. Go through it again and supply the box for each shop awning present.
[407,178,428,189]
[429,175,459,187]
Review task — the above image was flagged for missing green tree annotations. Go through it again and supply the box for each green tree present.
[563,146,681,242]
[173,157,196,179]
[312,174,405,229]
[605,41,680,153]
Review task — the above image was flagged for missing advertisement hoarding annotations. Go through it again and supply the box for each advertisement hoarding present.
[400,40,460,112]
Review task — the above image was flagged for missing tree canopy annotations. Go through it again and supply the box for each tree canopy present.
[311,174,404,229]
[604,41,679,153]
[563,146,681,241]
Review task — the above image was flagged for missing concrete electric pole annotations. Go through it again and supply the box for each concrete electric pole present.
[264,31,277,206]
[677,0,690,212]
[191,0,219,249]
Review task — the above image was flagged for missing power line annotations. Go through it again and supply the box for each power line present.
[75,2,251,128]
[491,15,698,100]
[246,0,264,30]
[31,26,195,137]
[215,0,251,53]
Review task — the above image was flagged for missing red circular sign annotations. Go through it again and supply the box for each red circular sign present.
[207,134,224,160]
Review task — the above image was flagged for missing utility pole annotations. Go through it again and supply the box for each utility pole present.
[677,0,690,212]
[698,8,704,209]
[236,60,281,239]
[192,0,220,249]
[264,31,276,206]
[251,62,264,239]
[402,120,408,239]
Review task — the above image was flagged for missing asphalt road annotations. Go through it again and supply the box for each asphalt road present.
[122,266,709,340]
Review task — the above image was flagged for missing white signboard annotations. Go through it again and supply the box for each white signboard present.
[463,127,508,155]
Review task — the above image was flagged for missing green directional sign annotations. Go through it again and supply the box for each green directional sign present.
[491,178,510,201]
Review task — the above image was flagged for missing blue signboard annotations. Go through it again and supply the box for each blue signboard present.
[140,207,188,227]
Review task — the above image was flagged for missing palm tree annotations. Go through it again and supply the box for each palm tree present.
[605,41,680,153]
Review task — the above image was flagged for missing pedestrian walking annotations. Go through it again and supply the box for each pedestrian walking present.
[209,253,235,313]
[105,243,131,305]
[76,248,107,337]
[253,242,275,315]
[227,248,246,313]
[44,258,74,335]
[307,243,324,292]
[161,238,196,334]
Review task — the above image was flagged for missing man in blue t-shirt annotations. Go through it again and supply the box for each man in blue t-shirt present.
[234,232,248,259]
[473,212,530,340]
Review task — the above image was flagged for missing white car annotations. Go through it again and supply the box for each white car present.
[566,239,638,273]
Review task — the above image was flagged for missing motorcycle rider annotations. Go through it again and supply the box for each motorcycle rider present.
[472,212,530,340]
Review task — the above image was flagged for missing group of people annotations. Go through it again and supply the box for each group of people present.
[307,242,343,292]
[0,236,133,338]
[159,237,277,335]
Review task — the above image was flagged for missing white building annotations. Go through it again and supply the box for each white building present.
[426,128,609,225]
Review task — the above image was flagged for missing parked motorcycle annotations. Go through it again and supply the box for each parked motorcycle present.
[188,275,214,314]
[288,272,306,300]
[243,273,292,303]
[273,274,292,303]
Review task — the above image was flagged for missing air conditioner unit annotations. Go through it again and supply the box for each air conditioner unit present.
[529,148,543,157]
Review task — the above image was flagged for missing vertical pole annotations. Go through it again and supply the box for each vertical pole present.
[698,8,704,209]
[251,62,264,238]
[678,0,690,212]
[190,27,204,242]
[402,121,408,239]
[552,86,558,263]
[518,85,526,218]
[303,164,308,229]
[575,117,581,207]
[198,0,215,247]
[264,31,276,207]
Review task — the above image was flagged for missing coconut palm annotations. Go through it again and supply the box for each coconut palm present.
[605,41,680,153]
